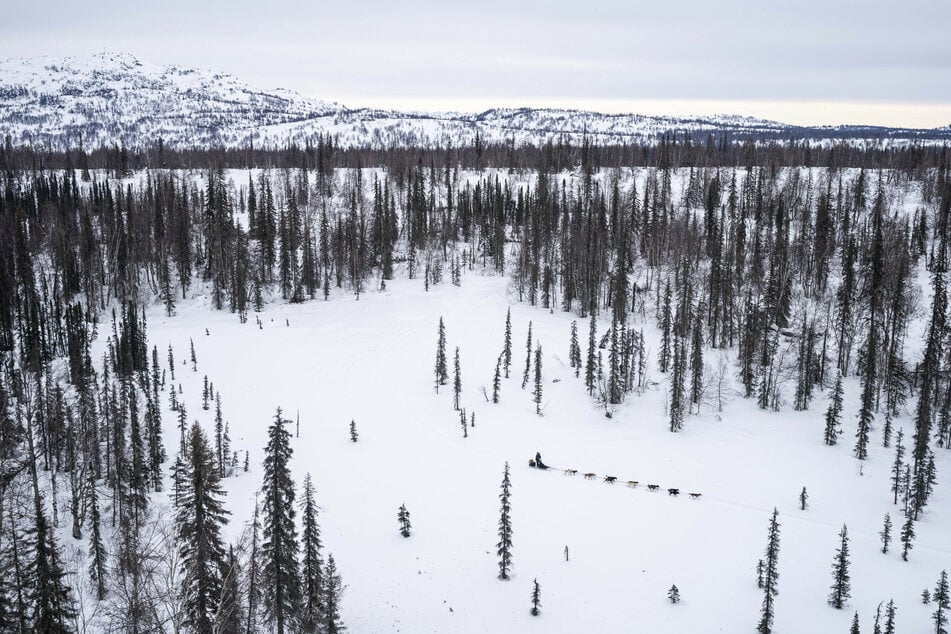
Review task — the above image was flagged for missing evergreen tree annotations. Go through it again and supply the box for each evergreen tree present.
[828,524,852,609]
[824,371,844,446]
[880,513,892,554]
[533,346,543,415]
[530,579,542,616]
[669,335,686,432]
[435,317,448,390]
[851,611,861,634]
[246,497,261,633]
[585,315,597,395]
[30,502,78,633]
[349,420,358,443]
[883,599,896,634]
[86,473,107,601]
[935,570,950,634]
[503,308,513,379]
[218,546,243,634]
[300,474,324,634]
[569,320,581,377]
[900,514,915,561]
[322,554,345,634]
[668,584,681,604]
[521,322,533,390]
[260,408,302,634]
[398,504,411,538]
[689,303,705,410]
[168,344,176,381]
[800,487,808,511]
[177,422,230,632]
[497,462,514,580]
[453,347,462,410]
[492,355,502,404]
[758,508,781,634]
[659,280,672,373]
[214,393,225,476]
[891,429,905,504]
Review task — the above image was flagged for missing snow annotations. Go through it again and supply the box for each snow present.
[130,264,951,633]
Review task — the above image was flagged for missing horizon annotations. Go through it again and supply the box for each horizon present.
[4,50,950,131]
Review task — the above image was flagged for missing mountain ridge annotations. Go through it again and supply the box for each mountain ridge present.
[1,52,949,149]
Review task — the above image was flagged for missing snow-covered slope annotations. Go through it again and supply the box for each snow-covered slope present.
[2,53,949,149]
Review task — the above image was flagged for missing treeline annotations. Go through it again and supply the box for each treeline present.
[2,132,948,176]
[0,136,950,631]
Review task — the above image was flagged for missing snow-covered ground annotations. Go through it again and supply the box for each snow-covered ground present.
[133,266,951,633]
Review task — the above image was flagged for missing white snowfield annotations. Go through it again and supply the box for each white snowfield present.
[139,264,948,633]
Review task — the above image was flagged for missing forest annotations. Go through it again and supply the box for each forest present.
[0,133,949,632]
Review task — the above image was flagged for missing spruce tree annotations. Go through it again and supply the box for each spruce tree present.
[569,320,581,377]
[218,546,243,634]
[900,514,915,561]
[851,611,861,634]
[758,508,781,634]
[668,584,681,604]
[531,578,542,615]
[453,347,462,410]
[435,317,448,391]
[503,308,513,379]
[659,280,672,373]
[522,322,533,390]
[934,570,950,634]
[497,462,513,580]
[880,514,892,554]
[177,422,230,631]
[891,429,905,504]
[800,487,808,511]
[689,304,704,410]
[828,524,852,609]
[322,554,345,634]
[87,475,108,600]
[349,420,358,443]
[260,408,302,634]
[669,335,686,432]
[533,346,543,415]
[883,599,896,634]
[824,371,844,446]
[492,355,502,404]
[300,474,324,634]
[30,500,78,634]
[398,504,411,538]
[585,314,597,395]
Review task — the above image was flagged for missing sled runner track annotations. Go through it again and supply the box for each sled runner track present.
[527,462,700,500]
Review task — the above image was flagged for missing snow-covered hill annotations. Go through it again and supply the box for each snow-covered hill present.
[2,52,949,149]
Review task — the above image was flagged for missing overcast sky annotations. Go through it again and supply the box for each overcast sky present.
[3,0,950,127]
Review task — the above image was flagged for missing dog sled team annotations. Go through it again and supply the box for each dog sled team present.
[528,451,701,499]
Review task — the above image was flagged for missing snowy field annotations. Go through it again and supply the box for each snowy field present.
[130,267,951,633]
